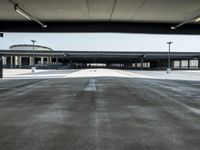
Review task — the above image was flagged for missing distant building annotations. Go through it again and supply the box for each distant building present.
[3,44,54,67]
[9,44,53,51]
[1,47,200,70]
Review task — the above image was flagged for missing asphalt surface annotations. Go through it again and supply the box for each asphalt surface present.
[0,71,200,150]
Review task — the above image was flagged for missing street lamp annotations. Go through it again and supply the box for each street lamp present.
[167,41,173,73]
[31,40,36,72]
[0,33,3,78]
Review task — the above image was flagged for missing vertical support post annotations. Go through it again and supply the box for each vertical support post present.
[15,56,18,66]
[29,56,33,66]
[47,57,50,64]
[0,55,2,78]
[179,60,182,69]
[168,44,171,69]
[3,56,6,66]
[167,41,172,73]
[16,56,22,67]
[198,57,200,69]
[188,60,190,69]
[56,55,58,65]
[41,57,44,66]
[0,33,3,78]
[10,56,13,68]
[49,57,52,64]
[141,56,144,70]
[31,40,36,72]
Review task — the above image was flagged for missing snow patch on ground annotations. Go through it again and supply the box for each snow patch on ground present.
[3,69,47,77]
[65,69,129,78]
[1,69,200,81]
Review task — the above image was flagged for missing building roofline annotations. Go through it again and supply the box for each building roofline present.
[9,44,53,51]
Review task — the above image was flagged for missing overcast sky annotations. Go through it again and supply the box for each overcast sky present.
[1,33,200,52]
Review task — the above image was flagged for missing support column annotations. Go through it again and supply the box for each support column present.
[49,57,52,64]
[47,57,51,64]
[18,56,22,67]
[179,60,182,69]
[10,56,13,68]
[188,60,190,69]
[0,55,2,78]
[2,56,6,65]
[198,57,200,69]
[41,57,44,65]
[141,57,144,70]
[29,56,33,66]
[15,56,18,66]
[56,55,58,65]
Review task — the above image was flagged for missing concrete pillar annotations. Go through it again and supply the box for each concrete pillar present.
[47,57,51,64]
[15,56,18,66]
[188,60,190,69]
[0,55,2,78]
[10,56,13,68]
[179,60,182,69]
[2,56,6,65]
[47,57,49,64]
[43,57,47,65]
[56,56,58,65]
[141,57,144,70]
[49,57,52,64]
[41,57,44,65]
[18,56,21,67]
[29,56,33,66]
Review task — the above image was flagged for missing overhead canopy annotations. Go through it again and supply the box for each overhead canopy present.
[1,0,200,34]
[0,50,199,63]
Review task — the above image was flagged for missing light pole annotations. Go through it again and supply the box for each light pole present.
[0,33,3,78]
[31,40,36,72]
[167,41,172,73]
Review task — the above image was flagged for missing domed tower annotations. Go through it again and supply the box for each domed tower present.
[7,44,53,68]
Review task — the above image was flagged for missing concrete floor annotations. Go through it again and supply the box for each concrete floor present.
[0,69,200,150]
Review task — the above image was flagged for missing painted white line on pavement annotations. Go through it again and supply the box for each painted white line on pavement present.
[84,79,97,92]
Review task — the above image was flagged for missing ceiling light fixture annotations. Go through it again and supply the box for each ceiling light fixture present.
[14,4,47,28]
[195,17,200,22]
[171,15,200,30]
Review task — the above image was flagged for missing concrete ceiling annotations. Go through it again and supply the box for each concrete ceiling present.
[1,0,200,23]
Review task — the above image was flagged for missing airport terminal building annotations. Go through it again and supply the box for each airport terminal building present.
[3,44,53,68]
[0,44,200,70]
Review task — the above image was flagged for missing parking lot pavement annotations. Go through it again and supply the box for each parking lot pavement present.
[0,69,199,150]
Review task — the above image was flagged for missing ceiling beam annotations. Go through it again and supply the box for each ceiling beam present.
[0,21,200,35]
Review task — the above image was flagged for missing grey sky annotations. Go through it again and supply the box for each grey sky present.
[0,33,200,52]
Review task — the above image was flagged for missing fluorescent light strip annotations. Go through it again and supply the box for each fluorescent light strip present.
[14,4,47,28]
[171,15,200,30]
[195,17,200,22]
[15,9,31,20]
